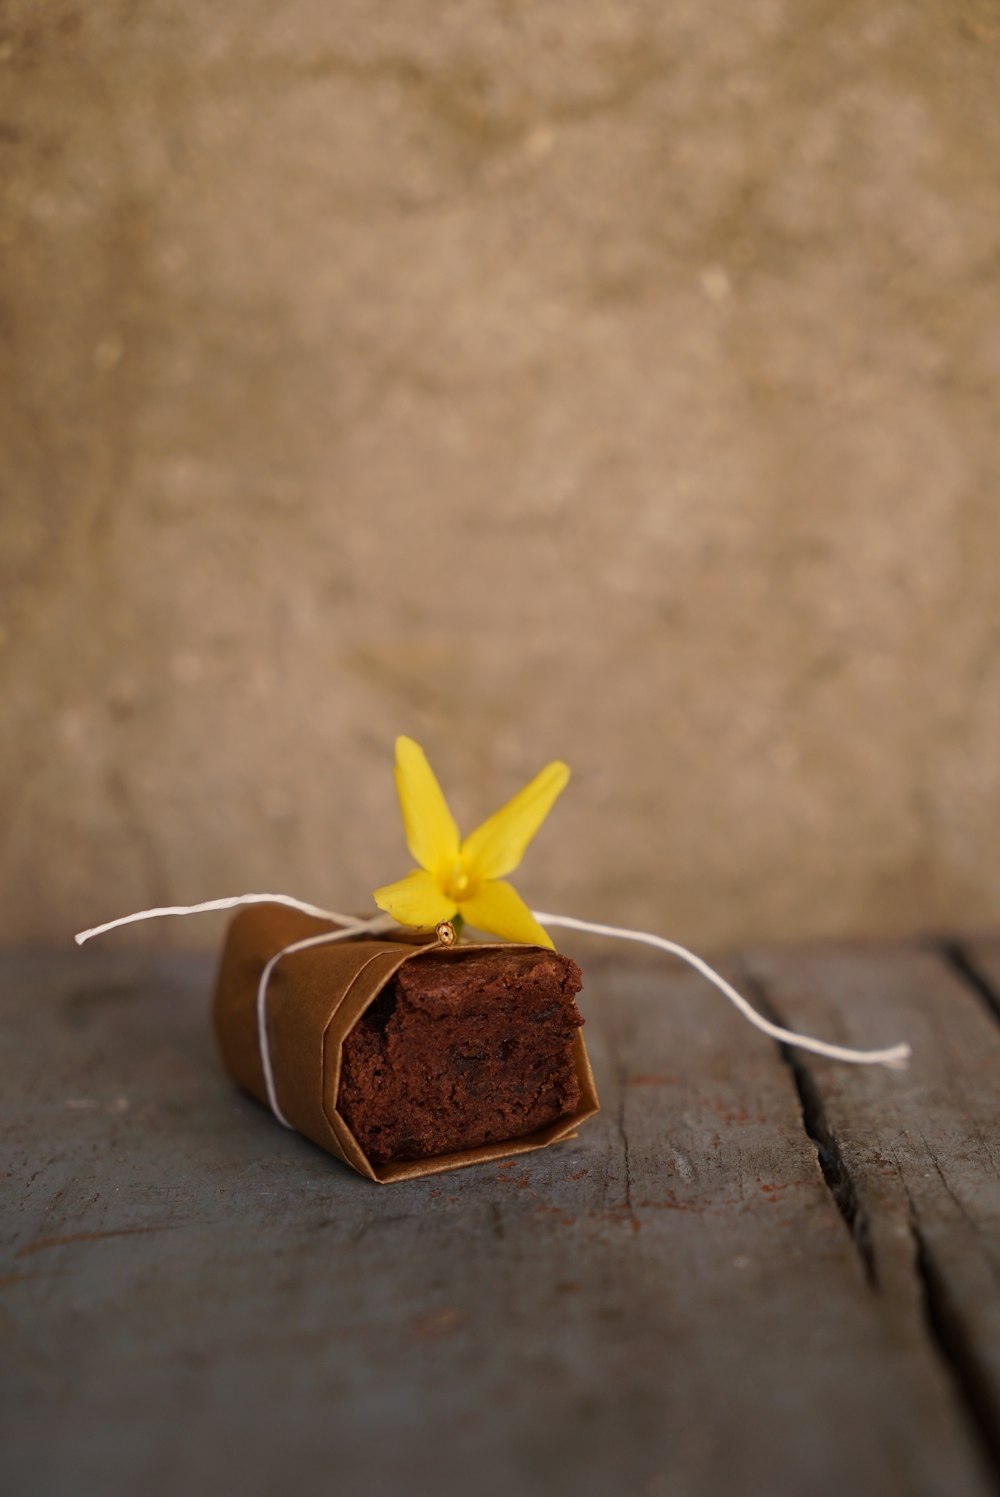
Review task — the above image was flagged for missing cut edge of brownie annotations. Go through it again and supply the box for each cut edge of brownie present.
[337,947,584,1165]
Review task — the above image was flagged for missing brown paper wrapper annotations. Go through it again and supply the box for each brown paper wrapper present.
[212,903,600,1183]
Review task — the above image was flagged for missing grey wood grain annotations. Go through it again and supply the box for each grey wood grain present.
[1,943,997,1497]
[744,940,1000,1483]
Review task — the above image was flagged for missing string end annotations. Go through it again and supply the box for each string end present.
[534,909,913,1072]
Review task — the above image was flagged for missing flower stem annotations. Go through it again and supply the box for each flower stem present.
[451,912,465,942]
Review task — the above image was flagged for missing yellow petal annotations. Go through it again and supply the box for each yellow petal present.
[459,878,556,949]
[372,869,458,929]
[461,760,570,881]
[393,736,461,873]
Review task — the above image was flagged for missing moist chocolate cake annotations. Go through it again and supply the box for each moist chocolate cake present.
[338,946,585,1165]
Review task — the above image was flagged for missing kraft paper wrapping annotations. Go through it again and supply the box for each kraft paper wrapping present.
[212,903,600,1184]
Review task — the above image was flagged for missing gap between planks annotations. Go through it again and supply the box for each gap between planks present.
[742,944,1000,1494]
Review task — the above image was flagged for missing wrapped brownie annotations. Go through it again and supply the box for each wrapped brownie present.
[77,739,907,1186]
[213,902,599,1183]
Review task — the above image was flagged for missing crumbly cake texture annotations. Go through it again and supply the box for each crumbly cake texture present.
[337,947,585,1165]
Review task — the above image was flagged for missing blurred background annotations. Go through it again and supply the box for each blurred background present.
[2,0,999,951]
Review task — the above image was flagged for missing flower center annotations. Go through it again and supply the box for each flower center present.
[443,863,475,902]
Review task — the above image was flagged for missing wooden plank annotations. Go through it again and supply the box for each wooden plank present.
[744,940,1000,1482]
[962,939,1000,1026]
[1,944,995,1497]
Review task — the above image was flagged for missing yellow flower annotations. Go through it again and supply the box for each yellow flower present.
[373,736,569,949]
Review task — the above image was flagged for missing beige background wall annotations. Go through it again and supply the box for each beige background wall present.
[2,1,999,950]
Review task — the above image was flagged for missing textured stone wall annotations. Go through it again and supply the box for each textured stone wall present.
[3,1,999,949]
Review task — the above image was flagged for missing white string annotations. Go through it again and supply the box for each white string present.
[75,893,910,1137]
[532,911,910,1069]
[74,893,367,946]
[74,894,397,1129]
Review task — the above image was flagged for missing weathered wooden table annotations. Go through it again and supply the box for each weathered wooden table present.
[3,937,1000,1497]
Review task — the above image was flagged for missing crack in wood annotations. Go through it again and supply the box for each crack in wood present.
[910,1211,1000,1490]
[744,952,1000,1491]
[740,966,877,1286]
[780,1041,878,1286]
[489,1200,506,1241]
[942,942,1000,1030]
[605,994,640,1233]
[616,1087,640,1234]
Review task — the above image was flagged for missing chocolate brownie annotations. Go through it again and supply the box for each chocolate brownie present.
[337,946,584,1164]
